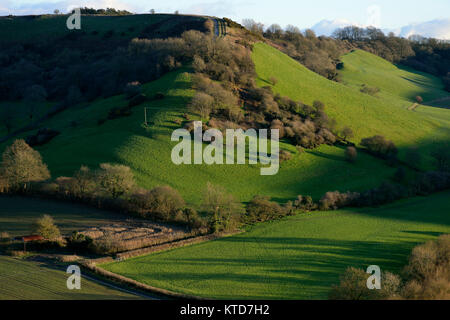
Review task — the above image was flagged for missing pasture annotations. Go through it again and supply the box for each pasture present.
[0,69,396,205]
[0,256,140,299]
[252,43,450,169]
[102,191,450,299]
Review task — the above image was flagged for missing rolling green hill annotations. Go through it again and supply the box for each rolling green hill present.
[0,15,449,302]
[4,69,394,204]
[339,49,447,104]
[2,36,449,205]
[102,191,450,299]
[252,43,450,169]
[0,14,207,42]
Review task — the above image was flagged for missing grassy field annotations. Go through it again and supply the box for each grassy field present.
[0,196,132,237]
[252,43,450,169]
[102,191,450,299]
[0,68,396,205]
[1,32,447,205]
[339,49,448,104]
[0,256,140,299]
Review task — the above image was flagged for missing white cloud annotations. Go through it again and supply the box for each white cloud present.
[311,18,450,40]
[396,19,450,40]
[311,19,362,36]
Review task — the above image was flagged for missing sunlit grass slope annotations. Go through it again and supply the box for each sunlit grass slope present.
[102,191,450,299]
[339,49,447,103]
[252,43,450,168]
[2,68,394,205]
[0,256,140,300]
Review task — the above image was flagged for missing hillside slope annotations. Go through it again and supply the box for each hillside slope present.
[0,14,208,42]
[1,19,448,205]
[8,69,393,204]
[339,49,447,104]
[252,43,450,168]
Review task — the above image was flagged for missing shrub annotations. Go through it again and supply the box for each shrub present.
[97,163,135,199]
[329,267,400,300]
[146,186,185,221]
[331,235,450,300]
[360,135,397,158]
[313,100,325,112]
[0,139,50,191]
[189,92,215,118]
[182,208,204,229]
[193,55,206,72]
[360,84,380,96]
[269,76,278,86]
[89,232,121,255]
[341,126,354,140]
[400,234,450,300]
[71,166,97,199]
[279,150,292,163]
[293,195,317,211]
[245,195,285,223]
[345,146,357,163]
[319,191,360,210]
[413,171,450,195]
[67,231,93,252]
[202,182,241,232]
[329,267,379,300]
[32,214,61,241]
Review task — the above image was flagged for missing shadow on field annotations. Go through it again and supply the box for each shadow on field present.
[346,191,450,226]
[140,236,423,299]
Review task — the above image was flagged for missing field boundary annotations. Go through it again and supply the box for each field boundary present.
[79,231,242,300]
[79,262,205,300]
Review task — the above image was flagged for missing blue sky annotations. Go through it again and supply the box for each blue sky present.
[1,0,449,30]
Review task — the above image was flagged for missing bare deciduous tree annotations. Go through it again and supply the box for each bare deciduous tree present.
[188,92,215,119]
